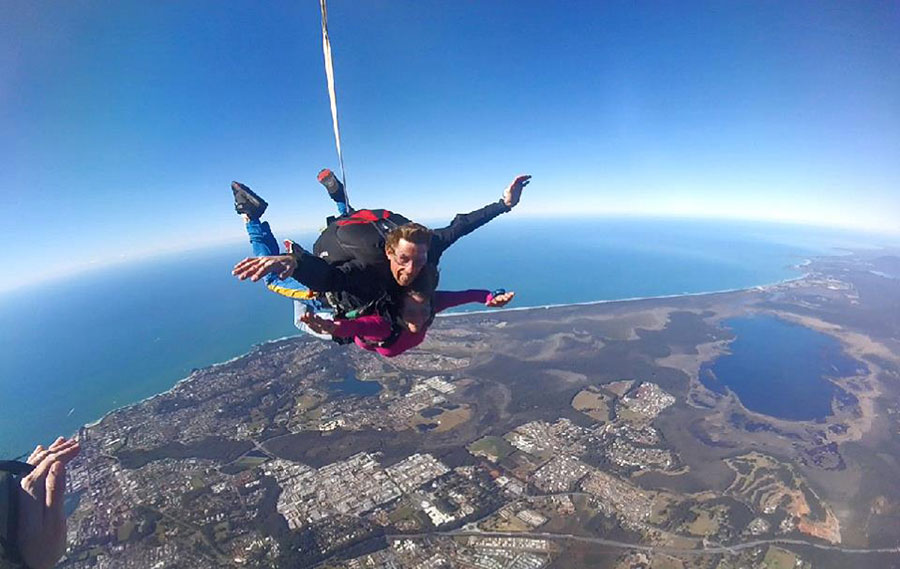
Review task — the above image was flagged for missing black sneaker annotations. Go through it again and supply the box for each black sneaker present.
[232,181,267,218]
[317,169,347,203]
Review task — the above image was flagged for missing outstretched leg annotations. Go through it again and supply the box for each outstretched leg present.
[232,181,314,299]
[317,169,351,216]
[232,181,332,339]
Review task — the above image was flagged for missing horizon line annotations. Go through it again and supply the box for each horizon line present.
[1,212,898,296]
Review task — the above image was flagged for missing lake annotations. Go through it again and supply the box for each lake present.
[700,315,863,420]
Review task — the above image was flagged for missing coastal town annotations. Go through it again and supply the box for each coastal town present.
[56,249,900,568]
[61,360,832,569]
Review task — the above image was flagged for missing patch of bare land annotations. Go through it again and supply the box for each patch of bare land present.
[725,452,841,543]
[61,249,900,568]
[571,387,612,422]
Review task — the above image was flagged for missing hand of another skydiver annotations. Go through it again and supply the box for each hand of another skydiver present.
[300,312,338,335]
[486,291,515,307]
[502,175,531,208]
[232,255,297,281]
[17,436,81,569]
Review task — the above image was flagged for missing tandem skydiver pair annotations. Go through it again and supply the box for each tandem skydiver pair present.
[231,171,531,357]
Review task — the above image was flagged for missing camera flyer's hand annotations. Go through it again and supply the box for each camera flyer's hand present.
[17,437,81,569]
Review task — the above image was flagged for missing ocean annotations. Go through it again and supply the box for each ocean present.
[0,217,893,457]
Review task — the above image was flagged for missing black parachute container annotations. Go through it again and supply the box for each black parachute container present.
[313,209,412,266]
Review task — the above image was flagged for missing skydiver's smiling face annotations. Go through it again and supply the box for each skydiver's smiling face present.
[386,238,428,287]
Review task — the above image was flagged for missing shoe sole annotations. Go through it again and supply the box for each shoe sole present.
[232,181,268,217]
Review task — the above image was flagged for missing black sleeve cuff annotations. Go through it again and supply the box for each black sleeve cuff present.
[0,470,25,567]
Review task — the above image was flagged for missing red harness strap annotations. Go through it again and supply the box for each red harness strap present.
[336,209,393,226]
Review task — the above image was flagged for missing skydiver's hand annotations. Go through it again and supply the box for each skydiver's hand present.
[486,291,515,307]
[17,437,81,569]
[300,312,337,335]
[502,175,531,208]
[232,255,297,281]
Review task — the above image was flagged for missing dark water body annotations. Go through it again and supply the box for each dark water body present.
[0,217,891,456]
[328,374,382,397]
[700,315,863,421]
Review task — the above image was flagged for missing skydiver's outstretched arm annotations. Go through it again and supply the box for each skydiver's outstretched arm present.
[232,243,387,304]
[232,240,351,288]
[429,175,531,262]
[230,182,313,297]
[433,290,515,313]
[286,240,392,302]
[233,255,297,282]
[286,241,357,291]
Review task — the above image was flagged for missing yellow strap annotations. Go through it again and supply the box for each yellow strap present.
[320,0,349,200]
[267,283,318,300]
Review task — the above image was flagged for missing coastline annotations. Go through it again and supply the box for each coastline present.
[438,270,809,318]
[57,243,900,564]
[76,266,813,436]
[82,335,304,431]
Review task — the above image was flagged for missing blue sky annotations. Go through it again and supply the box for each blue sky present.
[3,1,899,292]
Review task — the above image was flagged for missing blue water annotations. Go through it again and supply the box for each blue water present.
[328,374,382,397]
[436,217,839,307]
[0,217,893,456]
[0,244,307,458]
[700,315,863,420]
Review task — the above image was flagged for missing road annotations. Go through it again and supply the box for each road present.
[387,529,900,556]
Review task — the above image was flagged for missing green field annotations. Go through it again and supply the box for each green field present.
[230,455,269,471]
[467,436,515,461]
[762,546,798,569]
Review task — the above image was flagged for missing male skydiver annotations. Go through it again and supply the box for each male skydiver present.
[232,174,531,313]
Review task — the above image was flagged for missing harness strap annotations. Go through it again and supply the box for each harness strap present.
[329,293,406,349]
[336,209,394,226]
[266,283,319,301]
